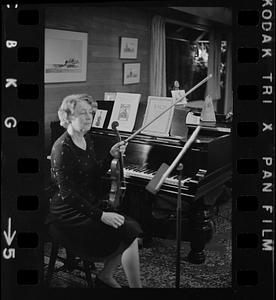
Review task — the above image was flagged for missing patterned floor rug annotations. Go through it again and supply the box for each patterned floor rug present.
[44,201,232,288]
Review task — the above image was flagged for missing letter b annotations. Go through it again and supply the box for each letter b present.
[6,40,17,48]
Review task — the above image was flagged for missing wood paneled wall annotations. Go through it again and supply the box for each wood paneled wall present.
[45,7,152,153]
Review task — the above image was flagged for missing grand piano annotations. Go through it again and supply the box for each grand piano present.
[92,124,231,264]
[49,103,232,264]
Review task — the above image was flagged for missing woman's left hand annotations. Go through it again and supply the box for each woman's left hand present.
[110,141,128,158]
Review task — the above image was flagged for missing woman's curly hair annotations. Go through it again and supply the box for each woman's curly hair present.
[58,94,97,128]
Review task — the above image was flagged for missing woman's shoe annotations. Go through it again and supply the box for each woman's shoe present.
[94,276,129,288]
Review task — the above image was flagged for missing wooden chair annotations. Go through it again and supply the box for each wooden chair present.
[45,224,98,288]
[44,184,103,288]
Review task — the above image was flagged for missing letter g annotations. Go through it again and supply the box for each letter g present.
[4,117,17,128]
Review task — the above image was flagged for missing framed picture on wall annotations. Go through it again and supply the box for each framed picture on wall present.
[45,28,88,83]
[123,62,140,85]
[120,37,138,59]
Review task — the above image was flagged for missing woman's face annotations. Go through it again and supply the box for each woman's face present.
[70,100,96,133]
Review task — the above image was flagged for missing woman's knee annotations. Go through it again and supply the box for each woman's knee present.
[118,238,138,255]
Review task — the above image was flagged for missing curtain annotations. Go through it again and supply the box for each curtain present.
[223,34,233,114]
[206,29,221,101]
[149,15,166,97]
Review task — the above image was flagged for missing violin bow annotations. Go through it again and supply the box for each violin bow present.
[122,74,212,144]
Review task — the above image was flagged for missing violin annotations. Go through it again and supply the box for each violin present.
[108,121,126,208]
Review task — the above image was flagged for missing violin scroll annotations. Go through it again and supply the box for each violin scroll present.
[111,121,119,131]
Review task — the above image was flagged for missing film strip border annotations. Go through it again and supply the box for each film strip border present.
[1,1,274,299]
[1,4,45,297]
[233,0,274,298]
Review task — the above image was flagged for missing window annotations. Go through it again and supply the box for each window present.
[166,22,227,105]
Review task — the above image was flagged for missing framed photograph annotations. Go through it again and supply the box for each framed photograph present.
[120,37,138,59]
[45,28,88,83]
[142,96,176,137]
[92,109,107,129]
[95,101,115,129]
[123,63,140,85]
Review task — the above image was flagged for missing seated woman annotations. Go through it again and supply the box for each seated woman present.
[47,94,143,288]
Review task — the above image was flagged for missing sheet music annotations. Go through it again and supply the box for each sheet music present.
[186,112,201,125]
[108,92,141,132]
[104,92,117,101]
[171,90,187,105]
[142,96,175,137]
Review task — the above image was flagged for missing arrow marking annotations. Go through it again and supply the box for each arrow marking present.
[3,218,16,246]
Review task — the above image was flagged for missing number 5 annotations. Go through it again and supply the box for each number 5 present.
[3,248,15,259]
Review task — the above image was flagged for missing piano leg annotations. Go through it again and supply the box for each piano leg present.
[187,200,214,264]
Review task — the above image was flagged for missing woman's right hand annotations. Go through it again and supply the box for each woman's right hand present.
[101,212,125,228]
[110,141,127,158]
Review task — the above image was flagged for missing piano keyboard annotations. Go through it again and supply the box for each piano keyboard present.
[124,165,191,186]
[48,154,191,188]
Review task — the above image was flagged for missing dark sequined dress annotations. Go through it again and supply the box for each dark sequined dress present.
[47,131,142,257]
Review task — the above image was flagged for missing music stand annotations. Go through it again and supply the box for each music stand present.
[146,126,201,288]
[175,163,183,288]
